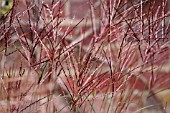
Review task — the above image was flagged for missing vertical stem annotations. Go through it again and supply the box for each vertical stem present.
[162,0,165,41]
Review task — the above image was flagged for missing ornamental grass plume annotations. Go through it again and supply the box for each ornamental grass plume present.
[0,0,170,113]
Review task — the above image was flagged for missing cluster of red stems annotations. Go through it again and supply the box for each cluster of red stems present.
[0,0,169,113]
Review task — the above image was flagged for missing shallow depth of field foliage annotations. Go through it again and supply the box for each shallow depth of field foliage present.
[0,0,170,113]
[0,0,12,16]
